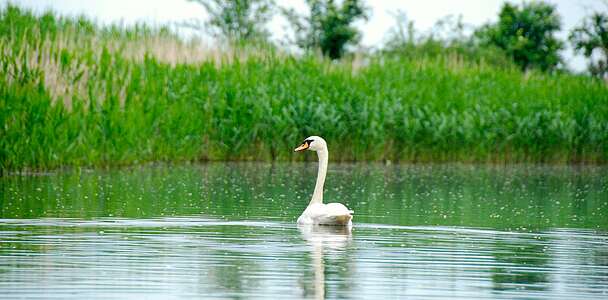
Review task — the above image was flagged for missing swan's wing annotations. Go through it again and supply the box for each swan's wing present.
[317,203,353,225]
[324,203,353,215]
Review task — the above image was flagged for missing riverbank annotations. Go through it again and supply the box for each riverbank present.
[1,5,607,172]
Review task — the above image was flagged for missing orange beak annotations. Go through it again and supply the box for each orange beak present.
[294,142,309,152]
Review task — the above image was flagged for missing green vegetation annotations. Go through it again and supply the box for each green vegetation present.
[382,13,513,69]
[569,10,608,79]
[282,0,369,59]
[1,5,607,172]
[475,1,563,72]
[188,0,275,43]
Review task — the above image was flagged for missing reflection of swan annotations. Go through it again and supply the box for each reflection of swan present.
[298,225,352,300]
[298,224,352,249]
[294,136,353,226]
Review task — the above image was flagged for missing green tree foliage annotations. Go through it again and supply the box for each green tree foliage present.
[569,11,608,78]
[283,0,369,59]
[382,12,513,69]
[189,0,275,42]
[475,1,563,72]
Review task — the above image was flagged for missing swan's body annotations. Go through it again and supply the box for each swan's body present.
[297,203,353,225]
[294,136,353,226]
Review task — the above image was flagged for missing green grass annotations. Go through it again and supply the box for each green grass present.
[1,5,607,172]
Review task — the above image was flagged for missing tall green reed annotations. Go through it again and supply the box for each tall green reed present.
[1,5,607,172]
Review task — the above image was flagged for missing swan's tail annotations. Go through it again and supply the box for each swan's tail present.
[333,214,352,226]
[317,204,353,226]
[319,210,352,226]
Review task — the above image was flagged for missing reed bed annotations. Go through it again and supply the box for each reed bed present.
[1,5,607,171]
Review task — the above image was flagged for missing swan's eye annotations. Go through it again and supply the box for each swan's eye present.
[304,139,313,145]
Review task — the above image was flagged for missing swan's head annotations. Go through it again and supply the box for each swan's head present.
[294,136,327,152]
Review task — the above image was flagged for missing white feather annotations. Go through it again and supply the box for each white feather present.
[294,136,354,226]
[297,203,353,226]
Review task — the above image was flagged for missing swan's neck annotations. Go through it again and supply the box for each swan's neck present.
[310,148,328,205]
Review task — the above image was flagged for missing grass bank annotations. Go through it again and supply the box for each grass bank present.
[1,5,607,171]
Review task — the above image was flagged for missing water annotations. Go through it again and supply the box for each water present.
[1,163,607,299]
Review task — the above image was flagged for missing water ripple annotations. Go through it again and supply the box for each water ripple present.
[0,217,607,299]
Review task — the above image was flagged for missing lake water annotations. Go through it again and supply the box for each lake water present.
[1,163,607,299]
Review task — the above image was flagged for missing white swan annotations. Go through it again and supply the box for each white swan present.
[294,136,353,226]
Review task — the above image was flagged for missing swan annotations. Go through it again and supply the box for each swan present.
[294,136,353,226]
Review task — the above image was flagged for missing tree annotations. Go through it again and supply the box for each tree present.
[381,12,513,69]
[283,0,369,59]
[383,10,417,52]
[475,1,563,72]
[569,11,608,78]
[189,0,275,42]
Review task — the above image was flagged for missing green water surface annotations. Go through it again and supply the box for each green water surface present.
[0,163,607,299]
